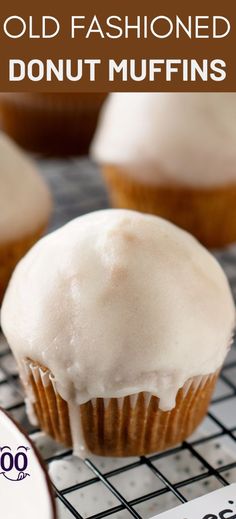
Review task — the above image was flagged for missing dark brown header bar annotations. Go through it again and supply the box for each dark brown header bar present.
[0,0,235,92]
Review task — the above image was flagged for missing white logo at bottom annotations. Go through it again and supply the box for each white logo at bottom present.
[151,484,236,519]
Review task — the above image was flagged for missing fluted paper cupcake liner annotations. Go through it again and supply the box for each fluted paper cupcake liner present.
[22,359,218,457]
[102,165,236,249]
[0,226,46,304]
[0,93,106,155]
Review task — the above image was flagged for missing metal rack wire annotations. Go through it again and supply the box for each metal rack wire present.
[1,157,236,519]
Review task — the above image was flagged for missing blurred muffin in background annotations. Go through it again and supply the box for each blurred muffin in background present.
[0,93,106,156]
[91,93,236,249]
[0,133,52,303]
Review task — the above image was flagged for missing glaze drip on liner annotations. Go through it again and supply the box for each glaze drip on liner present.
[1,210,235,413]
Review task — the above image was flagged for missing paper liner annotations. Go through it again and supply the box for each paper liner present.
[0,93,106,155]
[102,165,236,249]
[22,360,218,457]
[0,225,46,304]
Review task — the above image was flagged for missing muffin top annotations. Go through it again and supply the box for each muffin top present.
[0,133,52,242]
[91,93,236,187]
[1,209,235,411]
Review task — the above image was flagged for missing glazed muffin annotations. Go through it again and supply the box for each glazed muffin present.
[0,133,52,303]
[91,93,236,249]
[0,93,106,156]
[1,210,235,457]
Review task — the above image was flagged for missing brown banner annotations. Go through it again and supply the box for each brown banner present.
[0,0,235,91]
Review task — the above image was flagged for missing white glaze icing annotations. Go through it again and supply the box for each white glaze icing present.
[0,409,55,518]
[1,210,235,416]
[91,93,236,187]
[68,402,89,458]
[0,132,52,242]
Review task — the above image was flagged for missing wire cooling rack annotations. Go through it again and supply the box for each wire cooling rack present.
[1,157,236,519]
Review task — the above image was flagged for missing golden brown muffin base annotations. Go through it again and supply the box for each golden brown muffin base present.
[102,165,236,249]
[0,226,46,304]
[24,360,218,457]
[0,93,106,156]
